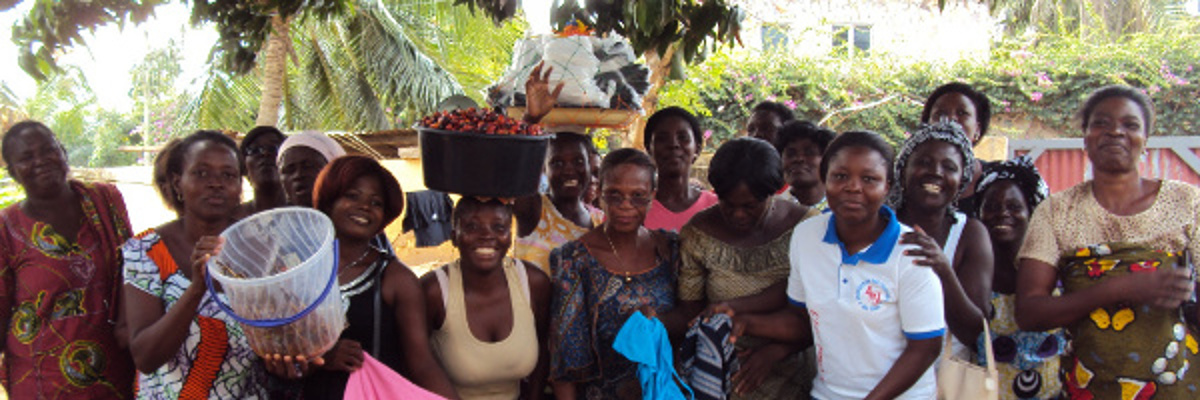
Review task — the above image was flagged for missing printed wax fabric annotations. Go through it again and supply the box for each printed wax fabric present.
[548,232,679,400]
[1058,243,1197,399]
[123,230,272,399]
[0,181,135,399]
[515,194,604,275]
[979,292,1066,400]
[678,223,816,399]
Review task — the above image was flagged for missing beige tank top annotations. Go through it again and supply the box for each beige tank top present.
[431,258,538,400]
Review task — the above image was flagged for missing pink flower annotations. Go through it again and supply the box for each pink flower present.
[767,95,777,102]
[1149,85,1161,94]
[784,100,798,110]
[1030,92,1043,102]
[704,130,713,139]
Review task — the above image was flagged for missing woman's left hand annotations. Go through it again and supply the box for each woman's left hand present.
[901,226,952,275]
[263,354,325,379]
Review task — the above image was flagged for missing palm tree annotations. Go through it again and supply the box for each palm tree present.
[178,0,524,132]
[990,0,1188,40]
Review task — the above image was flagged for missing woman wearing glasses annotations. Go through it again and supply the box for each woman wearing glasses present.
[549,148,681,399]
[237,126,287,217]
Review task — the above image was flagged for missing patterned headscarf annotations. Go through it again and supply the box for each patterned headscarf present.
[974,156,1049,213]
[889,121,977,212]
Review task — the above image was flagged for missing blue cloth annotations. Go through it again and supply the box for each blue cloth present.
[613,311,693,400]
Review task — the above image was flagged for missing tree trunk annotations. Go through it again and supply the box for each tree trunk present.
[628,44,676,150]
[256,15,291,127]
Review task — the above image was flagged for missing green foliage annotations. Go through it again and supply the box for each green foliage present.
[178,0,515,132]
[11,0,347,79]
[660,23,1200,151]
[22,67,98,165]
[0,169,22,209]
[10,0,167,80]
[88,109,141,167]
[550,0,742,64]
[395,2,528,104]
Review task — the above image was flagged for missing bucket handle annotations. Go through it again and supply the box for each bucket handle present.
[205,242,339,328]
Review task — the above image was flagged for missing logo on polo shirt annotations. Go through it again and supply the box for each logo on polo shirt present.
[855,279,892,311]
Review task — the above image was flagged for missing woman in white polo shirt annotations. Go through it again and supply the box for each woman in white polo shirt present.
[733,130,946,400]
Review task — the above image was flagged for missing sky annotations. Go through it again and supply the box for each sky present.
[0,1,557,113]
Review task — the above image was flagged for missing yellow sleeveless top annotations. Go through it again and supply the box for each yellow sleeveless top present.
[430,259,538,400]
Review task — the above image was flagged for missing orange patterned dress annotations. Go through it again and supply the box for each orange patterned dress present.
[123,230,273,399]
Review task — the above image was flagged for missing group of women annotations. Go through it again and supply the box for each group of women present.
[0,80,1197,400]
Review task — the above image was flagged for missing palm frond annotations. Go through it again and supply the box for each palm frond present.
[175,69,261,133]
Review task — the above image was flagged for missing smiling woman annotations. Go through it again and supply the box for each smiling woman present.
[1016,85,1200,398]
[306,155,458,399]
[421,197,552,400]
[891,122,994,360]
[0,121,136,398]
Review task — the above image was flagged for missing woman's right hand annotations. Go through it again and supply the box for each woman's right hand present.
[524,61,564,123]
[1125,266,1193,309]
[188,236,224,290]
[322,339,365,372]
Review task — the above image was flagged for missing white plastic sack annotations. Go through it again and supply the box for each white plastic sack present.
[543,37,606,107]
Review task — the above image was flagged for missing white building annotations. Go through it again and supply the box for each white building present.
[736,0,999,63]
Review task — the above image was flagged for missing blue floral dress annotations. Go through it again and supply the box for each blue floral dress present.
[549,231,679,400]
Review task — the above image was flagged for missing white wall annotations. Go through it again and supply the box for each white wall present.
[737,0,997,63]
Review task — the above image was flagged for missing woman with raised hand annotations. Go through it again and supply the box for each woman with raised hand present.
[305,155,458,399]
[891,121,994,357]
[920,82,993,215]
[974,157,1065,399]
[0,121,135,398]
[549,148,680,399]
[514,65,604,275]
[674,137,818,398]
[122,131,289,398]
[642,107,718,232]
[1016,85,1200,398]
[733,131,946,400]
[423,197,551,399]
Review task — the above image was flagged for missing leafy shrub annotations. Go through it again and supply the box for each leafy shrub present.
[660,26,1200,150]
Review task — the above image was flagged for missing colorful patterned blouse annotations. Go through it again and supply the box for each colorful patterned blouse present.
[0,181,135,399]
[979,292,1066,400]
[515,194,604,276]
[549,231,679,400]
[123,230,271,399]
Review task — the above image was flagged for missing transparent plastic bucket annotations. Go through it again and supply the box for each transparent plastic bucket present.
[206,207,344,358]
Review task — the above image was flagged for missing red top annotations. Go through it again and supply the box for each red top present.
[0,182,135,399]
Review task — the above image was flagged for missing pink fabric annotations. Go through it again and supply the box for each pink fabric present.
[644,190,719,232]
[344,353,447,400]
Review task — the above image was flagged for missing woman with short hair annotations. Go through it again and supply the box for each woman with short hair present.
[0,121,136,398]
[1016,85,1200,398]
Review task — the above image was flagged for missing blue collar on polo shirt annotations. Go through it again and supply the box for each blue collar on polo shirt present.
[822,205,901,265]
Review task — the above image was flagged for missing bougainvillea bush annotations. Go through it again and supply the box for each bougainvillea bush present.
[660,27,1200,150]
